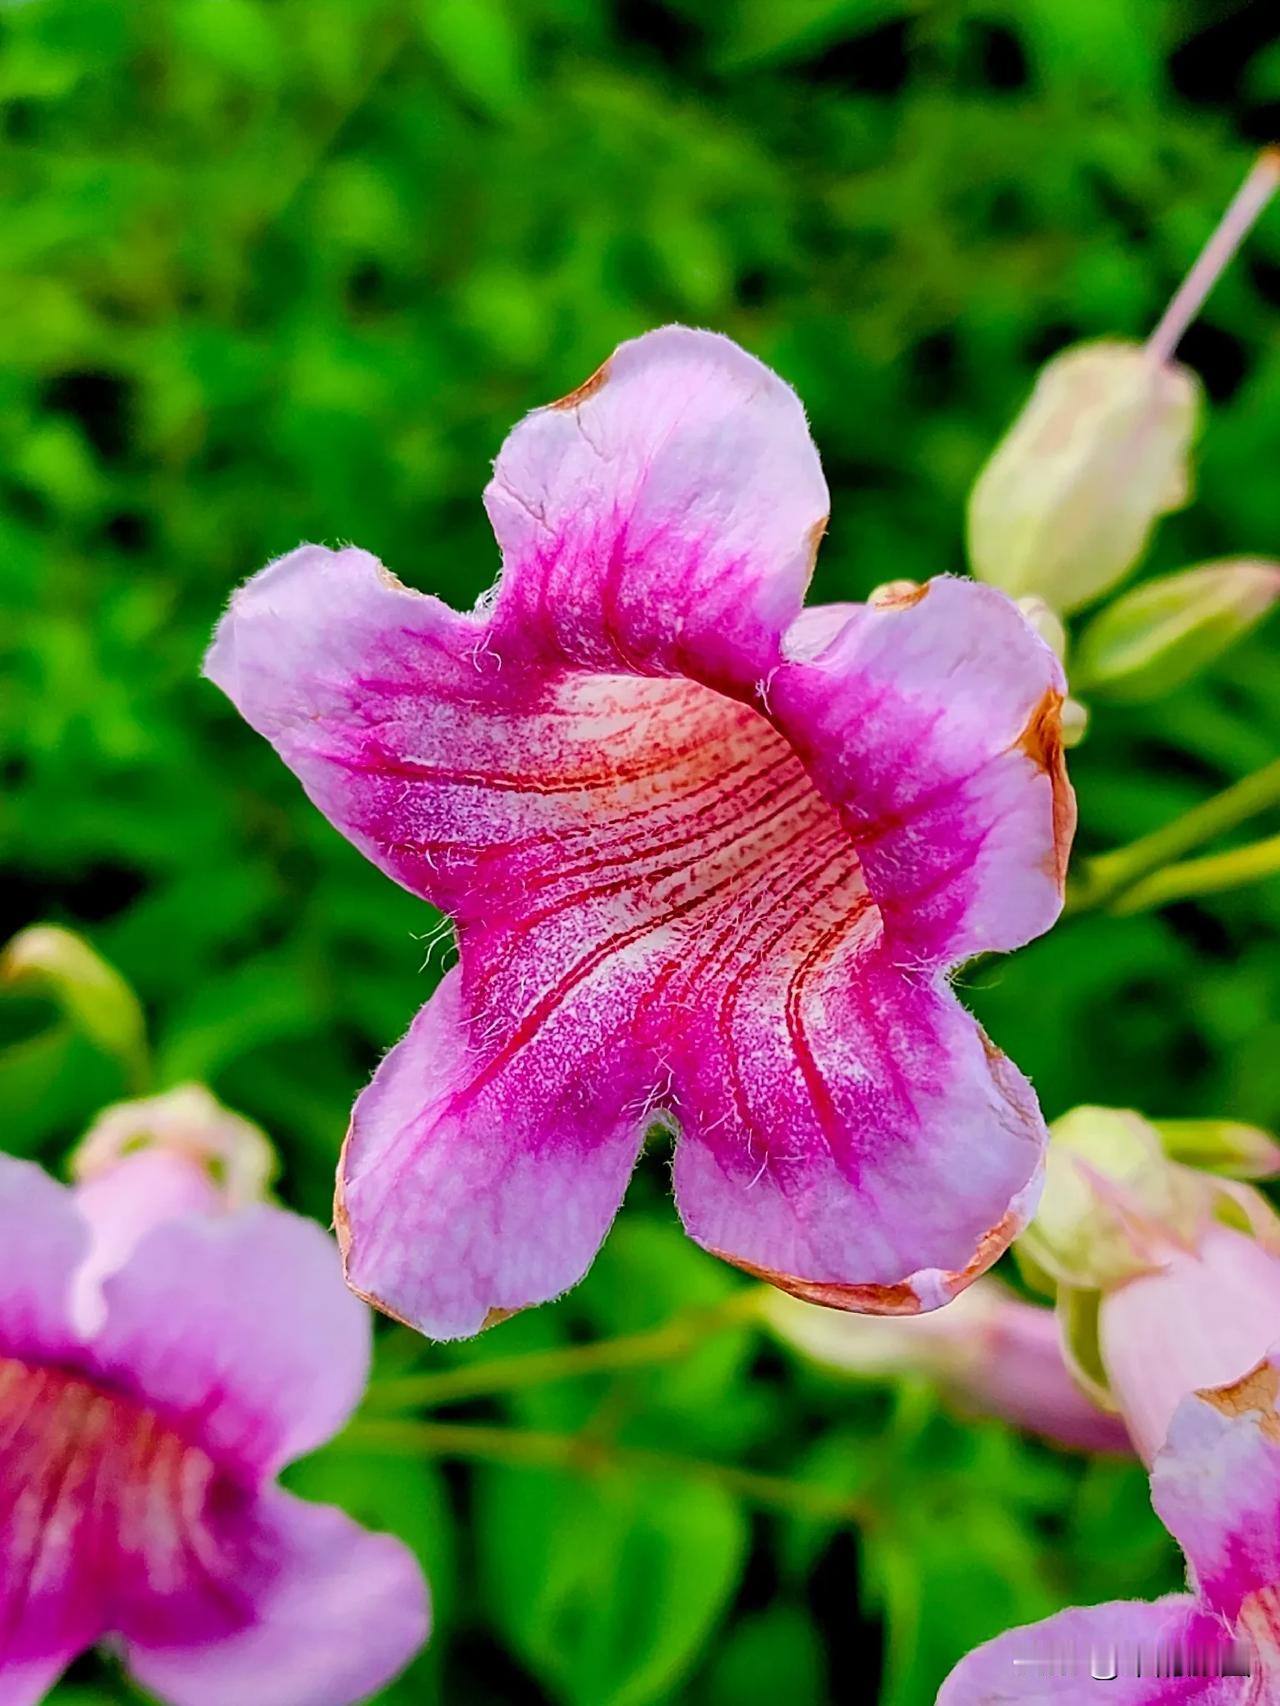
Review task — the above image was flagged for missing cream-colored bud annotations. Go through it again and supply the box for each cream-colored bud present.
[967,341,1201,614]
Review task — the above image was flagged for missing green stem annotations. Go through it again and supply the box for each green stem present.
[336,1417,875,1528]
[364,1288,766,1413]
[1067,758,1280,913]
[1110,833,1280,914]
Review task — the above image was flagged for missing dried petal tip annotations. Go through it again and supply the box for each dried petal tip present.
[967,341,1200,613]
[1073,558,1280,702]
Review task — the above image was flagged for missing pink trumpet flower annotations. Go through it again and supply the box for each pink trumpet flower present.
[768,1278,1132,1454]
[207,327,1074,1340]
[939,1343,1280,1702]
[0,1154,428,1705]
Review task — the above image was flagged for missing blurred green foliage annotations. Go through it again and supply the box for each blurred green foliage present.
[2,0,1278,1701]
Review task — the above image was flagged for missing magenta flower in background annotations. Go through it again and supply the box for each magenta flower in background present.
[767,1278,1132,1455]
[0,1153,429,1705]
[207,326,1074,1340]
[939,1345,1280,1702]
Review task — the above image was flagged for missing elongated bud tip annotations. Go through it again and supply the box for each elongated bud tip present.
[1072,558,1280,702]
[1,923,147,1073]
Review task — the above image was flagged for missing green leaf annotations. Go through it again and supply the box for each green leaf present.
[478,1465,747,1706]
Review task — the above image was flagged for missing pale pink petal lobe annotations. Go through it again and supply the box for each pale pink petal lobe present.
[338,969,651,1340]
[88,1208,370,1479]
[0,1157,87,1365]
[126,1491,429,1706]
[204,544,510,911]
[773,577,1074,962]
[484,325,829,686]
[938,1596,1246,1703]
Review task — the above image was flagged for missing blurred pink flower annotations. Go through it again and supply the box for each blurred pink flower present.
[207,326,1073,1340]
[0,1154,428,1705]
[769,1277,1131,1454]
[939,1342,1280,1702]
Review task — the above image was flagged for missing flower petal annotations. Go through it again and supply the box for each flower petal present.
[1100,1229,1280,1465]
[0,1654,81,1706]
[125,1491,428,1706]
[205,543,504,910]
[484,325,829,687]
[937,1596,1246,1702]
[670,948,1045,1312]
[0,1156,87,1364]
[337,968,651,1339]
[88,1206,370,1479]
[772,577,1075,961]
[72,1148,224,1335]
[1152,1348,1280,1630]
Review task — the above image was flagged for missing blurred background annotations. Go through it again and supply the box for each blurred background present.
[2,1,1279,1702]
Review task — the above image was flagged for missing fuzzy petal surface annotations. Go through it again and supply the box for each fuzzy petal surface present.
[772,577,1074,962]
[668,947,1045,1312]
[484,325,829,685]
[88,1208,370,1479]
[338,968,651,1339]
[937,1596,1247,1703]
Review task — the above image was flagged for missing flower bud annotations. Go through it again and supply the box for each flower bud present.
[0,924,146,1082]
[766,1279,1131,1453]
[1099,1224,1280,1463]
[967,342,1201,614]
[71,1082,276,1208]
[1015,595,1067,662]
[1150,1115,1280,1180]
[1071,558,1280,701]
[69,1085,277,1331]
[1018,1106,1202,1292]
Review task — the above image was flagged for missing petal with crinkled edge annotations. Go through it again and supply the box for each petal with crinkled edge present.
[772,578,1074,961]
[338,967,652,1340]
[484,325,829,687]
[938,1596,1246,1703]
[669,948,1045,1313]
[126,1491,429,1706]
[88,1207,370,1479]
[1152,1350,1280,1641]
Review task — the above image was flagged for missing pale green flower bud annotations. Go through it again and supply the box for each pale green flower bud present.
[967,341,1201,614]
[1071,558,1280,701]
[1149,1115,1280,1180]
[1020,1106,1203,1293]
[0,924,147,1084]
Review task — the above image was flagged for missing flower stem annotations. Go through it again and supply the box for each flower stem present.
[1068,757,1280,913]
[336,1416,876,1527]
[1110,833,1280,915]
[364,1288,767,1413]
[1146,149,1280,367]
